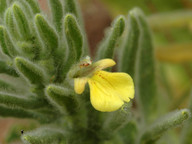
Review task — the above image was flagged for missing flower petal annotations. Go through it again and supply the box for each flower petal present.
[74,78,88,94]
[91,71,134,102]
[88,78,124,112]
[93,59,116,71]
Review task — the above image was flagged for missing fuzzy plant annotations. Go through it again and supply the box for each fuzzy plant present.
[0,0,191,144]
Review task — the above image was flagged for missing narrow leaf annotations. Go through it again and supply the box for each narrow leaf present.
[181,91,192,144]
[48,0,63,32]
[17,41,36,58]
[0,25,18,57]
[14,57,47,85]
[97,16,125,59]
[119,10,140,78]
[61,14,83,78]
[22,127,66,144]
[25,0,40,14]
[0,0,7,16]
[17,1,34,18]
[0,104,54,122]
[119,121,137,144]
[0,60,18,76]
[46,84,78,115]
[12,3,31,39]
[0,79,18,92]
[0,92,49,109]
[134,8,157,123]
[4,7,21,39]
[102,108,131,135]
[63,0,79,21]
[63,0,89,55]
[139,109,190,144]
[64,14,83,61]
[35,14,59,53]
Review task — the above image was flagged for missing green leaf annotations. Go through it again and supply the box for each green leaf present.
[6,123,37,143]
[0,0,7,16]
[12,3,31,39]
[31,27,45,60]
[17,41,34,53]
[35,14,59,53]
[4,7,21,39]
[139,109,190,144]
[0,104,53,122]
[64,14,83,61]
[0,92,50,109]
[60,14,83,78]
[102,108,131,136]
[52,47,67,83]
[181,91,192,144]
[97,15,125,59]
[48,0,63,32]
[133,8,157,123]
[22,127,66,144]
[25,0,40,15]
[118,10,140,78]
[63,0,79,21]
[46,84,78,115]
[0,79,17,92]
[0,25,18,57]
[119,121,137,144]
[17,0,34,18]
[0,60,18,76]
[63,0,89,55]
[14,57,47,85]
[17,41,36,58]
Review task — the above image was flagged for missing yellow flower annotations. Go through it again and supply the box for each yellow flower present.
[73,58,134,112]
